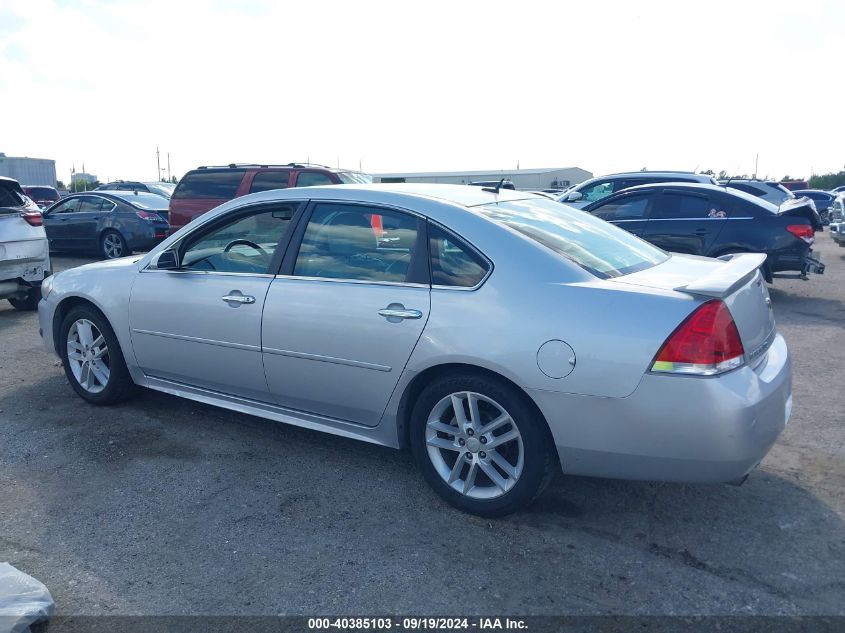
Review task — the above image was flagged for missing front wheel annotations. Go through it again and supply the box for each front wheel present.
[100,230,128,259]
[410,373,557,517]
[59,305,135,405]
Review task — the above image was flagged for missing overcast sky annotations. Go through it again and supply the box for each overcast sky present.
[1,0,842,184]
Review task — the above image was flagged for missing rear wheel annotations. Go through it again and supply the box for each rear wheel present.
[410,372,557,517]
[8,287,40,311]
[59,305,135,405]
[100,230,128,259]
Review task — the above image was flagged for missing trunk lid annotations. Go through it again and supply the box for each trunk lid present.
[778,197,821,231]
[612,253,776,362]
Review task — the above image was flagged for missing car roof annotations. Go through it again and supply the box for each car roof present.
[62,190,169,209]
[594,181,778,210]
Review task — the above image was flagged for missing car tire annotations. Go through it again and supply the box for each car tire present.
[8,287,40,311]
[59,305,135,405]
[100,230,128,259]
[410,372,557,517]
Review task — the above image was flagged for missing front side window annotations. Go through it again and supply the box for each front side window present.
[250,171,291,193]
[429,223,489,287]
[579,180,617,202]
[181,205,297,274]
[591,194,651,221]
[477,199,668,279]
[50,198,82,214]
[294,204,420,282]
[172,170,244,199]
[78,196,106,213]
[295,172,335,187]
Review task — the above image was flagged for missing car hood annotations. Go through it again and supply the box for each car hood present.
[60,255,142,276]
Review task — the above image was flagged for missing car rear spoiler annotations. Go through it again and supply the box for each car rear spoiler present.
[674,253,767,298]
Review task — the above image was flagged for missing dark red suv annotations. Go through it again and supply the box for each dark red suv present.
[168,163,372,229]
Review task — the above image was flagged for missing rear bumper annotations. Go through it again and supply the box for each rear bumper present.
[530,333,792,483]
[769,246,824,275]
[830,223,845,245]
[0,241,51,299]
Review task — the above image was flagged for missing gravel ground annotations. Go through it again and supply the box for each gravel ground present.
[0,239,843,617]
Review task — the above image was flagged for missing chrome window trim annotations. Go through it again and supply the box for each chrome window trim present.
[273,274,429,289]
[140,268,275,278]
[645,217,753,222]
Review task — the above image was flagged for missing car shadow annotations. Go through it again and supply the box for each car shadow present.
[1,376,843,615]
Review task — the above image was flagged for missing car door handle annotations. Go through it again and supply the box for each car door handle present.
[222,294,255,304]
[378,308,422,320]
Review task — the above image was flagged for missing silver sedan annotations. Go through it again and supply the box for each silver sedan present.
[37,184,792,516]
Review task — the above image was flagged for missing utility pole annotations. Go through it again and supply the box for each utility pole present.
[754,153,759,180]
[167,152,171,182]
[156,147,161,181]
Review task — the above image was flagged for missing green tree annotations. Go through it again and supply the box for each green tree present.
[808,170,845,190]
[56,180,66,189]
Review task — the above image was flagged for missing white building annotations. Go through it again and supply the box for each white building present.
[71,172,98,185]
[373,166,592,191]
[0,152,57,186]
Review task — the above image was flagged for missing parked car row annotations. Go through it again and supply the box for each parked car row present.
[553,171,824,281]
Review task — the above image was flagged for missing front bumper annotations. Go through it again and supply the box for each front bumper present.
[530,333,792,483]
[37,295,57,356]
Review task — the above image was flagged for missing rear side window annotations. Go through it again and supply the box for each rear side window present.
[250,171,291,193]
[478,199,668,279]
[172,170,244,199]
[591,194,651,221]
[296,172,335,187]
[293,204,420,282]
[429,223,490,288]
[651,193,715,219]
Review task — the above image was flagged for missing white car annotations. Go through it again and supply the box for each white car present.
[0,177,51,310]
[559,172,718,207]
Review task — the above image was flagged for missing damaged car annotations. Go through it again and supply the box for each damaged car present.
[0,176,51,310]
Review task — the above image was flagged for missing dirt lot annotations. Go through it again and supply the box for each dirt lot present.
[1,239,843,617]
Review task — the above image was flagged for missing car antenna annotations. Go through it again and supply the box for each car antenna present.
[482,178,506,194]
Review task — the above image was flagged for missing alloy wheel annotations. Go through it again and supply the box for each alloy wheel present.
[66,319,110,393]
[425,391,524,500]
[103,233,124,258]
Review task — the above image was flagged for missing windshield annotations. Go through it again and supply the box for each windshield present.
[476,198,668,279]
[146,183,175,198]
[336,171,373,184]
[24,187,59,200]
[107,191,170,210]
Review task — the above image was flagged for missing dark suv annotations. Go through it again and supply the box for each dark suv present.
[168,163,372,230]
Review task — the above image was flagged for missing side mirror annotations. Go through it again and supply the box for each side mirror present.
[566,191,583,202]
[152,249,179,270]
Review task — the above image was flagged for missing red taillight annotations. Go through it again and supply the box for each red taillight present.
[136,211,162,221]
[21,211,43,226]
[651,300,745,376]
[786,224,814,243]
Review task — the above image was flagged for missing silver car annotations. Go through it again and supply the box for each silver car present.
[37,184,792,516]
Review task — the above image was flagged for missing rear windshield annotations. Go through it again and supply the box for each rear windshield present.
[0,186,25,208]
[172,170,244,199]
[24,187,59,200]
[110,192,169,210]
[336,171,374,184]
[476,198,668,279]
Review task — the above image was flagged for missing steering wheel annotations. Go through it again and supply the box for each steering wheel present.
[223,239,267,255]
